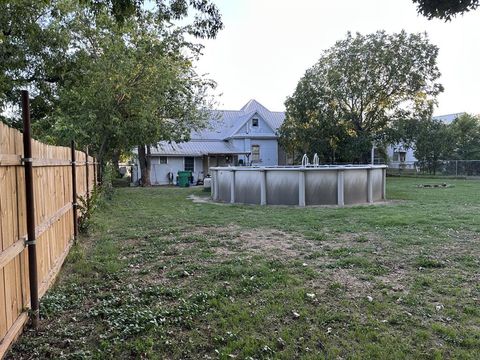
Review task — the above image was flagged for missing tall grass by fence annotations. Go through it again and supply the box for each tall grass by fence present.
[0,117,95,358]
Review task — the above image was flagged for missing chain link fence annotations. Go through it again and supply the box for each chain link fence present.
[388,160,480,177]
[434,160,480,177]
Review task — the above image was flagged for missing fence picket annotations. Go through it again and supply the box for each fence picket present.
[0,114,95,358]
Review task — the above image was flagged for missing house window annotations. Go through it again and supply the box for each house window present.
[184,157,194,171]
[251,145,260,163]
[159,157,167,164]
[252,118,259,127]
[393,151,406,163]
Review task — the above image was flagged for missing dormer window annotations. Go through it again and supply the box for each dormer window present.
[252,118,259,127]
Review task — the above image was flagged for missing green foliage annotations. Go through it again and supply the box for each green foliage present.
[46,9,216,163]
[389,113,480,174]
[99,163,116,199]
[279,31,442,163]
[78,163,119,233]
[450,114,480,160]
[413,0,479,20]
[86,0,223,38]
[0,0,222,167]
[78,187,101,234]
[413,118,454,174]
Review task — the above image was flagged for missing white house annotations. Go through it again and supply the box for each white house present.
[387,112,464,169]
[133,99,287,185]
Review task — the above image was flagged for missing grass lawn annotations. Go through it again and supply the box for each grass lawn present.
[8,178,480,359]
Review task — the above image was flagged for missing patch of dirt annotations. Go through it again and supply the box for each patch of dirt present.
[236,229,313,258]
[331,269,374,296]
[169,225,416,299]
[304,268,375,299]
[180,225,390,264]
[184,225,315,259]
[377,267,409,293]
[324,232,383,250]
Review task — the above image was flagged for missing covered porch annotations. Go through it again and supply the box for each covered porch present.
[202,152,250,177]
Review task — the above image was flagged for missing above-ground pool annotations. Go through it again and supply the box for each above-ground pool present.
[210,165,387,206]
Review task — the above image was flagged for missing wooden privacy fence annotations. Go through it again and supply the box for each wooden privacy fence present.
[0,92,96,358]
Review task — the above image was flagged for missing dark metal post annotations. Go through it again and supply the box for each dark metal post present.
[71,140,78,241]
[22,90,39,329]
[93,157,97,188]
[85,147,90,212]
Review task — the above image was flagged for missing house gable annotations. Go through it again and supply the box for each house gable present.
[229,112,276,139]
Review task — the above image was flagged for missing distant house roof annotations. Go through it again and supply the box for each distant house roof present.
[151,100,285,156]
[433,112,465,124]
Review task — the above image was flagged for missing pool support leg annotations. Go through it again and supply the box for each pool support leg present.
[298,170,306,207]
[337,170,345,206]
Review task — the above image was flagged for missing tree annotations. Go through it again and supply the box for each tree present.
[279,31,443,164]
[450,113,480,159]
[413,0,479,20]
[33,7,215,185]
[0,1,74,126]
[1,0,222,185]
[413,118,454,174]
[90,0,223,38]
[0,0,222,124]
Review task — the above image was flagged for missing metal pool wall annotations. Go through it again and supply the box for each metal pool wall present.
[210,165,387,206]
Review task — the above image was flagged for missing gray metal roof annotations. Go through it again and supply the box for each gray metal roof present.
[151,100,286,156]
[150,140,250,156]
[190,99,286,140]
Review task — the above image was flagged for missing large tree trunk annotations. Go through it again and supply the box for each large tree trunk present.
[112,149,121,178]
[138,145,152,187]
[97,135,108,185]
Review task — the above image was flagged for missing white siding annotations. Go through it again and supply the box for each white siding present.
[135,156,204,185]
[150,157,183,185]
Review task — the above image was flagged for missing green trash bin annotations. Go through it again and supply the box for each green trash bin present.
[177,171,191,187]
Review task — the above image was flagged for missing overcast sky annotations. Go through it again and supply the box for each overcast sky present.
[194,0,480,116]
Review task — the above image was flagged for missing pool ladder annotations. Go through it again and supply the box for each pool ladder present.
[301,153,320,167]
[301,154,309,167]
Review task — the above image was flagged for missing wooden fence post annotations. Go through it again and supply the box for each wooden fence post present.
[85,147,90,212]
[21,90,40,329]
[97,161,102,185]
[93,157,97,188]
[71,141,78,241]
